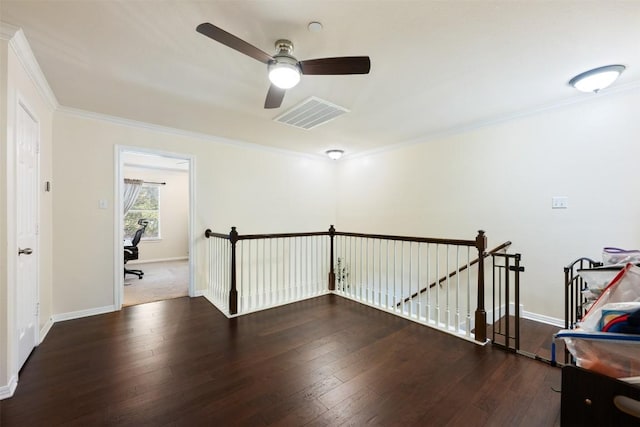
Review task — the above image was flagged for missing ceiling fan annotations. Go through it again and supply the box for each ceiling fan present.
[196,22,371,109]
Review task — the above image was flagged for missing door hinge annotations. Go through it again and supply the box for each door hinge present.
[36,302,40,316]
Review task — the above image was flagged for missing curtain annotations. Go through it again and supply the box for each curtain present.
[123,178,144,215]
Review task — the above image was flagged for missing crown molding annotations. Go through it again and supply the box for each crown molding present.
[57,106,329,161]
[0,22,59,110]
[0,22,19,41]
[348,80,640,160]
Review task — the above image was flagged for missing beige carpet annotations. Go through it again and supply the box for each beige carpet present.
[124,260,189,306]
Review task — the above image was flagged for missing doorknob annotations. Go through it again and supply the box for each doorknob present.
[18,247,33,255]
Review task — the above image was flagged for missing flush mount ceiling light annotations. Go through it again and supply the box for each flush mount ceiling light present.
[326,149,344,160]
[308,21,323,32]
[268,40,301,89]
[569,64,626,93]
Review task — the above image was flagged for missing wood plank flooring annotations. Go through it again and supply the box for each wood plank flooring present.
[1,295,561,426]
[490,316,564,361]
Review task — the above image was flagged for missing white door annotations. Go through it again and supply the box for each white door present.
[16,101,39,370]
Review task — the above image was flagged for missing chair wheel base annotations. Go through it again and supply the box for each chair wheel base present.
[124,268,144,280]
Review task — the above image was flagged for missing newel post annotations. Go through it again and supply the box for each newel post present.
[328,225,336,291]
[229,226,238,315]
[474,230,487,342]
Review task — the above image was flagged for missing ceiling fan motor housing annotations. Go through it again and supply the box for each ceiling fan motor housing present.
[270,39,299,70]
[274,39,294,55]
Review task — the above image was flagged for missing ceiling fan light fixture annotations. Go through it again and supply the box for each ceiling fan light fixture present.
[268,62,301,89]
[569,64,625,93]
[196,23,371,109]
[326,149,344,160]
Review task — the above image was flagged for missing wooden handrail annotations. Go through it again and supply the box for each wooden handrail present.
[335,231,477,247]
[205,228,328,240]
[204,229,230,239]
[204,226,491,343]
[237,231,329,240]
[207,228,479,246]
[397,241,512,307]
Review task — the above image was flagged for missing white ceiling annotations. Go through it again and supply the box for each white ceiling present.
[2,1,639,157]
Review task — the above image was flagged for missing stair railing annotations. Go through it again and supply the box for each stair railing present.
[397,241,512,308]
[205,226,489,343]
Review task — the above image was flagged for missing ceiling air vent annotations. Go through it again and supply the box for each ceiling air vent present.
[273,96,350,130]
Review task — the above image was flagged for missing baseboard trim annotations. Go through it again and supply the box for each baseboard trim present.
[333,291,488,346]
[200,291,231,319]
[127,256,188,265]
[0,375,18,400]
[39,317,54,343]
[486,302,523,323]
[522,310,564,328]
[486,303,564,328]
[193,289,205,297]
[52,305,116,322]
[230,291,331,318]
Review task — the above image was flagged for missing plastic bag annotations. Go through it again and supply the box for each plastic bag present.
[560,263,640,378]
[578,267,620,292]
[561,332,640,378]
[579,263,640,332]
[603,247,640,266]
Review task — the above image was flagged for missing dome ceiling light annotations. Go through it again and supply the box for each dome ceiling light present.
[326,149,344,160]
[569,64,626,93]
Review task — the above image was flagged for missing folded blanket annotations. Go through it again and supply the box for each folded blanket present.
[601,308,640,334]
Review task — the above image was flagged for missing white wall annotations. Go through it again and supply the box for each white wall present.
[52,111,337,316]
[336,88,640,321]
[0,32,54,397]
[123,166,189,262]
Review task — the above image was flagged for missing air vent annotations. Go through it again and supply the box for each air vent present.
[273,96,350,130]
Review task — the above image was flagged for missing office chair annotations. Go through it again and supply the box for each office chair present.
[124,219,149,279]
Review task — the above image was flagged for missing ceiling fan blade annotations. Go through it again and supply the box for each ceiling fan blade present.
[196,23,273,64]
[264,84,286,109]
[299,56,371,75]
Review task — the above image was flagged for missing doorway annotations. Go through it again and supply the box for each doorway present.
[16,99,40,371]
[115,147,194,308]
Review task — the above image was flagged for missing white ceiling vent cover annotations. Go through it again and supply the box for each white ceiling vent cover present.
[274,96,350,130]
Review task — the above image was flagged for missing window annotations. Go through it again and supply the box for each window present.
[124,184,160,240]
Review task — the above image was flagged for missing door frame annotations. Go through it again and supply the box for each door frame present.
[114,145,196,309]
[12,93,41,373]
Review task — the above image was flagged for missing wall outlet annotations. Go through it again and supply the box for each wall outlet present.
[551,196,568,209]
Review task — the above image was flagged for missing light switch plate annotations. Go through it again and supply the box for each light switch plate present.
[99,199,108,209]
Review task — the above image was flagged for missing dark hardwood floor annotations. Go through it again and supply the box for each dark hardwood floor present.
[1,295,561,426]
[489,316,564,361]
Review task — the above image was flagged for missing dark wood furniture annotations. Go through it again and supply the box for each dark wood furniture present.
[561,365,640,426]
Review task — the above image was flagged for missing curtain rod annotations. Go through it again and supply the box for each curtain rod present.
[144,181,166,185]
